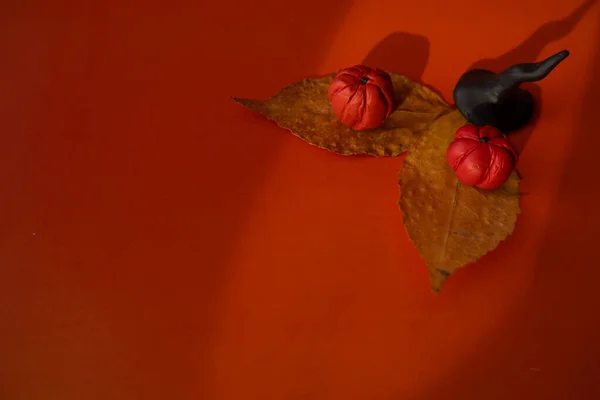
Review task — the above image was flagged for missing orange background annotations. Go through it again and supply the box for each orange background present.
[1,0,599,398]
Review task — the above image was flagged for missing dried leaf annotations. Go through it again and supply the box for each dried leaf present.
[398,109,520,292]
[233,73,451,157]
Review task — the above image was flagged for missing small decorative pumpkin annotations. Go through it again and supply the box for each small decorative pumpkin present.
[327,65,394,131]
[447,124,518,190]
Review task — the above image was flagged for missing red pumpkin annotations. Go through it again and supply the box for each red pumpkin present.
[447,124,518,190]
[327,65,394,131]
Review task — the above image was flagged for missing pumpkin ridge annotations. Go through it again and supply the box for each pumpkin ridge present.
[452,140,481,170]
[479,143,496,187]
[489,140,519,161]
[340,84,362,127]
[357,85,368,124]
[331,81,352,98]
[372,83,392,118]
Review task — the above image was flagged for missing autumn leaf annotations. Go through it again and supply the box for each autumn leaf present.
[398,109,521,292]
[233,73,451,157]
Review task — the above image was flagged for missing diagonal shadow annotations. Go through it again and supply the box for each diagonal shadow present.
[362,32,447,112]
[416,11,600,400]
[413,2,600,399]
[363,32,430,84]
[465,0,597,155]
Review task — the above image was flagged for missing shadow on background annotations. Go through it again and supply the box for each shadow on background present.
[362,32,430,83]
[0,1,356,399]
[197,1,356,397]
[417,4,600,399]
[468,0,597,154]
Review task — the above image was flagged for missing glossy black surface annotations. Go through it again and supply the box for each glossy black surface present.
[453,50,569,133]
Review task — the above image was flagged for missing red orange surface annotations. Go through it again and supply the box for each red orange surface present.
[1,0,599,398]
